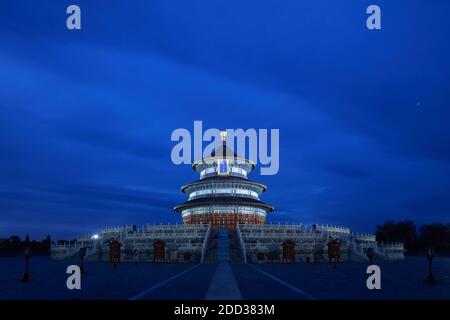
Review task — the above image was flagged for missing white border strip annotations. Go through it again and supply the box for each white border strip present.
[129,264,201,300]
[248,264,317,300]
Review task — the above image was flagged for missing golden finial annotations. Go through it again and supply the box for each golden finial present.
[220,131,227,141]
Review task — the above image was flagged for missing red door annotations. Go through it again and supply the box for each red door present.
[153,240,165,262]
[282,240,295,262]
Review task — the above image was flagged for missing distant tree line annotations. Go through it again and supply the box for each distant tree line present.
[376,220,450,255]
[0,235,52,255]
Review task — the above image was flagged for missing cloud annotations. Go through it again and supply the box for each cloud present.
[1,0,450,238]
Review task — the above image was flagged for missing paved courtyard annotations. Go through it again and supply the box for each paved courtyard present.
[0,256,449,300]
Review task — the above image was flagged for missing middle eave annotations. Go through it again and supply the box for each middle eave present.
[180,175,268,193]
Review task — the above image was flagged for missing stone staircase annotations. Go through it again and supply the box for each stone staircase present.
[202,228,245,263]
[203,230,218,263]
[229,230,245,263]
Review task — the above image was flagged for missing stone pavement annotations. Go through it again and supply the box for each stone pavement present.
[1,256,449,300]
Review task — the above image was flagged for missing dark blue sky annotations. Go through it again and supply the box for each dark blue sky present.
[1,1,450,239]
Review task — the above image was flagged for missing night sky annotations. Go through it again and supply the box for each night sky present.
[1,1,450,240]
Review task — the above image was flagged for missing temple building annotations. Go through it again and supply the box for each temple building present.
[51,131,405,263]
[175,131,273,229]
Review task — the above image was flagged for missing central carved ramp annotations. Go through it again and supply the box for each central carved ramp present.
[217,228,230,262]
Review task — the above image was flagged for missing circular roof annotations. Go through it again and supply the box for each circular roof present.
[192,140,256,170]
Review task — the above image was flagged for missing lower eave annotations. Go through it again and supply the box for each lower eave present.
[181,176,268,193]
[174,196,274,213]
